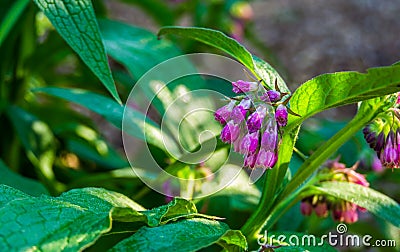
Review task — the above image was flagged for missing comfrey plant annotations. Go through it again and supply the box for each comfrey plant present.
[215,79,291,169]
[1,0,400,250]
[363,93,400,169]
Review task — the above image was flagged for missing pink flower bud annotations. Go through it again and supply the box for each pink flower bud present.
[275,104,288,127]
[232,80,259,93]
[214,100,236,124]
[220,121,240,143]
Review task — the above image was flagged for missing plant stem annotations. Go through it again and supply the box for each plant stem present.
[241,128,299,245]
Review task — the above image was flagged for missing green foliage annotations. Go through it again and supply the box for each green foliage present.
[110,219,247,252]
[0,185,245,251]
[0,0,29,46]
[288,66,400,131]
[33,87,172,152]
[0,160,48,196]
[32,0,120,103]
[1,0,399,251]
[99,19,181,81]
[158,27,290,93]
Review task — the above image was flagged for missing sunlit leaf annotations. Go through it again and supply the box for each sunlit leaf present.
[288,65,400,131]
[0,185,143,251]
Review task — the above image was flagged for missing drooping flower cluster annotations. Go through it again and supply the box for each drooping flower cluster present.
[363,93,400,170]
[300,160,369,224]
[214,80,289,169]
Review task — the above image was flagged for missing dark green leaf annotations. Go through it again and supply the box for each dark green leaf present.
[33,87,176,152]
[32,0,120,103]
[158,26,289,92]
[0,159,48,196]
[0,185,143,251]
[110,218,246,252]
[315,181,400,228]
[287,65,400,131]
[0,0,30,46]
[66,138,129,170]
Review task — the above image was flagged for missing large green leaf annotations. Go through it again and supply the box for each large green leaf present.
[0,160,48,196]
[0,185,143,251]
[315,181,400,228]
[0,185,222,251]
[110,218,247,251]
[158,26,289,92]
[287,65,400,131]
[32,0,120,103]
[33,87,177,152]
[99,19,180,81]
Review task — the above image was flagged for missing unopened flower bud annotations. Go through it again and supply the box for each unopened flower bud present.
[240,131,259,154]
[220,121,240,143]
[232,80,259,93]
[300,201,313,216]
[246,105,267,133]
[275,104,288,127]
[214,100,236,124]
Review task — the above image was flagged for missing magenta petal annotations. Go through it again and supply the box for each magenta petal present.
[275,104,288,127]
[244,151,257,168]
[220,121,240,143]
[214,100,236,124]
[232,80,259,93]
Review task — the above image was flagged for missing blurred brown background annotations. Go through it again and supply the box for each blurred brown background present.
[105,0,400,118]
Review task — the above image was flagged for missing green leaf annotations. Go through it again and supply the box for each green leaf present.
[276,97,391,212]
[0,159,49,196]
[158,26,289,92]
[140,198,197,227]
[218,230,248,251]
[33,87,177,152]
[6,106,62,193]
[287,65,400,131]
[0,0,30,46]
[0,185,143,251]
[32,0,121,103]
[66,139,129,169]
[99,19,180,81]
[315,181,400,228]
[110,218,246,252]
